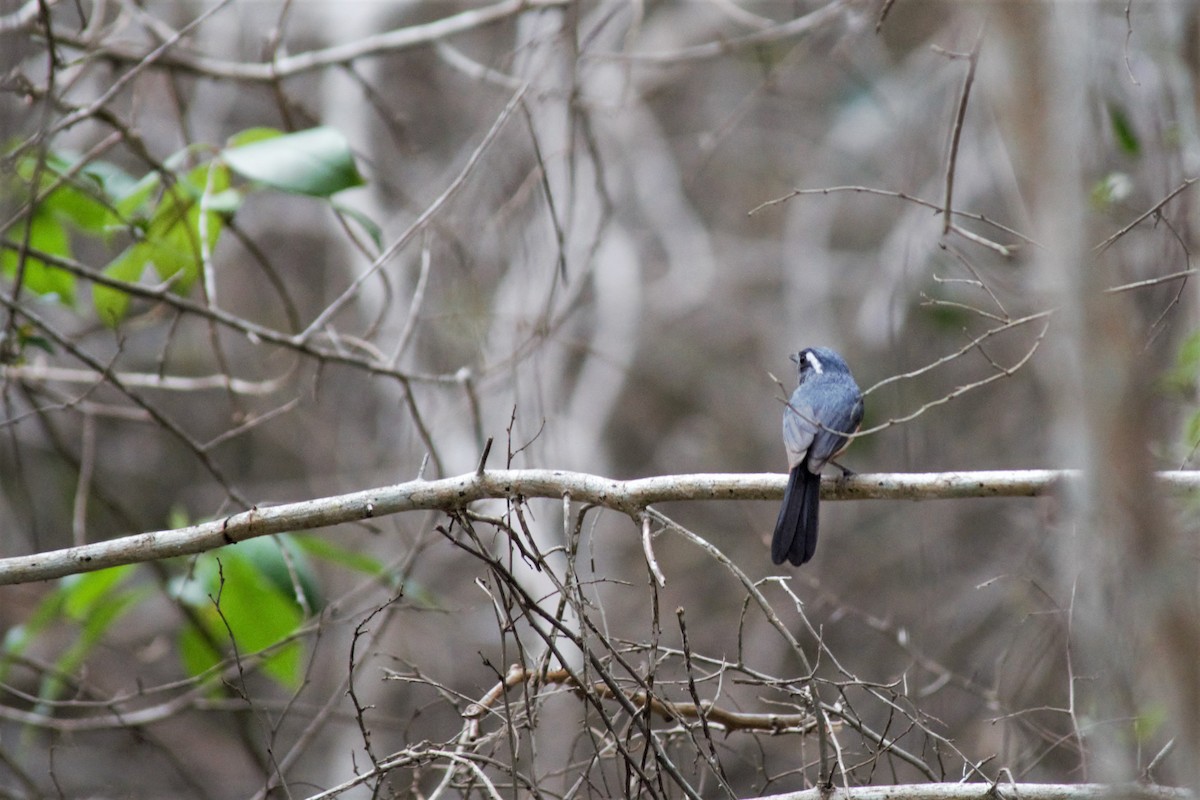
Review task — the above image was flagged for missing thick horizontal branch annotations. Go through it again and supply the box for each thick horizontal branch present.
[1,469,1198,586]
[759,783,1191,800]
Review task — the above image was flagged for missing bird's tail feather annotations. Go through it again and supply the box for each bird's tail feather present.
[771,467,821,566]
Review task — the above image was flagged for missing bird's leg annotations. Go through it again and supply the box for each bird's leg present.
[830,459,856,482]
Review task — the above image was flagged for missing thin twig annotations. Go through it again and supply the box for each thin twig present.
[0,289,247,506]
[1104,268,1196,294]
[749,185,1035,247]
[595,0,847,64]
[942,29,984,236]
[1124,1,1140,85]
[856,319,1048,436]
[388,235,432,367]
[297,85,528,343]
[50,0,236,136]
[864,310,1052,395]
[56,0,568,82]
[641,514,666,587]
[1095,178,1197,252]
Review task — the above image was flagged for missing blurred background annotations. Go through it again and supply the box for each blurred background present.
[1,0,1198,797]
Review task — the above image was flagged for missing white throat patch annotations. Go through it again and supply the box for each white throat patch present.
[804,351,824,374]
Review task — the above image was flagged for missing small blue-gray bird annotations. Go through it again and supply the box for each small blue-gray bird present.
[772,347,864,566]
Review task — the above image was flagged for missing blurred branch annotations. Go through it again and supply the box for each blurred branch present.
[54,0,569,82]
[1104,268,1197,294]
[297,85,528,344]
[864,311,1050,394]
[2,469,1199,585]
[0,0,49,34]
[603,0,847,63]
[50,0,236,137]
[1,363,289,396]
[857,318,1049,435]
[756,783,1192,800]
[749,185,1035,249]
[941,29,984,237]
[0,290,247,505]
[1095,178,1197,253]
[0,245,459,385]
[458,664,818,735]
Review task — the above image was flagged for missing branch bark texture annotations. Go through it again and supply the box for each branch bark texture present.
[758,783,1192,800]
[0,470,1197,586]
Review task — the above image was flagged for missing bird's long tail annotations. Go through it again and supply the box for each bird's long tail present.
[771,466,821,566]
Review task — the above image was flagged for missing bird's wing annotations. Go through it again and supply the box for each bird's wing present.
[806,390,864,471]
[782,398,818,471]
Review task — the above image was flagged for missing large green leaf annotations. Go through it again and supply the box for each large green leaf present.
[223,126,365,197]
[175,542,310,689]
[1,211,76,303]
[235,535,324,614]
[60,565,138,620]
[296,534,387,578]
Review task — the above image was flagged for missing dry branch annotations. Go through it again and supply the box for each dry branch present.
[56,0,569,82]
[1,469,1198,586]
[458,665,818,736]
[758,783,1191,800]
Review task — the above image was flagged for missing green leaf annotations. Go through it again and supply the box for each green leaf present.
[175,545,309,689]
[144,164,229,287]
[1,212,76,303]
[167,504,193,530]
[0,565,145,701]
[1,592,65,673]
[236,535,324,614]
[296,534,387,578]
[223,126,365,197]
[1132,705,1168,743]
[77,158,138,200]
[94,163,233,325]
[93,243,151,325]
[38,153,131,234]
[178,623,224,684]
[60,564,136,620]
[1184,409,1200,451]
[45,182,117,234]
[7,151,129,236]
[1108,103,1141,157]
[226,127,285,148]
[921,300,969,330]
[1162,330,1200,393]
[333,202,383,251]
[41,585,148,702]
[293,535,439,605]
[115,171,163,221]
[19,331,54,356]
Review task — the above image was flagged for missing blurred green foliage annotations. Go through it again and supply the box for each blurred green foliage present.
[2,126,368,329]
